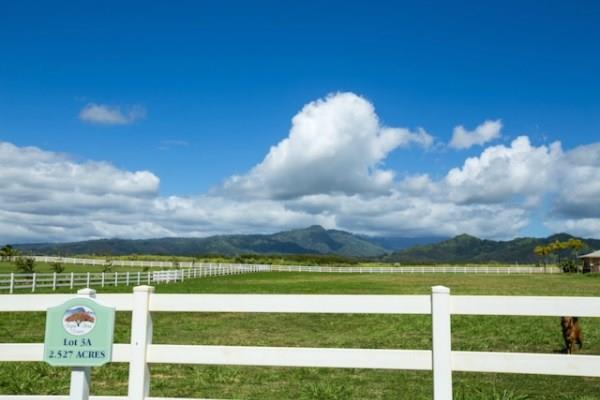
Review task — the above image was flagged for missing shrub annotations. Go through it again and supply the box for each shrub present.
[50,262,65,273]
[560,259,578,273]
[103,259,113,273]
[14,256,36,273]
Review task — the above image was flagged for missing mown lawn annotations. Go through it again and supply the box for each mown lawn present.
[1,272,600,399]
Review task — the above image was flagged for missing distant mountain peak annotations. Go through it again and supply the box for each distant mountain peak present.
[453,233,480,241]
[546,232,577,241]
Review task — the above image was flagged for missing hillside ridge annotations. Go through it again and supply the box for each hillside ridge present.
[384,232,600,263]
[11,228,599,262]
[13,226,388,258]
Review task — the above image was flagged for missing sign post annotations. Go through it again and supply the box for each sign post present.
[44,288,115,400]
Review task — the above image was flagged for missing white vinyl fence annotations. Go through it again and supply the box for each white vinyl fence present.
[1,286,599,400]
[270,264,560,274]
[9,255,561,274]
[0,264,268,293]
[13,256,233,269]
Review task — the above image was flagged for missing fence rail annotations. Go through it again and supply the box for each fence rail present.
[6,255,561,274]
[8,255,215,269]
[270,264,560,274]
[0,264,268,293]
[0,286,598,400]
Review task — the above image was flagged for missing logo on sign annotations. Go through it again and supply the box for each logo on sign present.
[62,306,96,336]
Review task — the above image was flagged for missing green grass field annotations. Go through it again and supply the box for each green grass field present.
[1,272,600,399]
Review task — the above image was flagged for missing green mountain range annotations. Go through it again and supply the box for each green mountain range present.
[13,225,389,258]
[12,227,600,263]
[383,233,600,264]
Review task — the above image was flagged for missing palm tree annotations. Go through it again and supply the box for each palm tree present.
[534,244,551,269]
[534,239,587,273]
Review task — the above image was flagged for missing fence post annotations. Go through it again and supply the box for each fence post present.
[128,285,154,400]
[9,273,14,294]
[137,271,141,285]
[126,272,130,286]
[432,285,452,400]
[70,272,74,289]
[53,272,57,291]
[86,272,90,288]
[101,272,105,288]
[115,272,118,286]
[31,273,37,293]
[69,367,90,400]
[71,288,96,400]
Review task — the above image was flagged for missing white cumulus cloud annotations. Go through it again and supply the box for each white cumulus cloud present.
[285,191,529,239]
[445,136,562,205]
[224,92,433,199]
[0,142,160,242]
[79,103,146,125]
[554,143,600,218]
[449,119,502,149]
[544,143,600,236]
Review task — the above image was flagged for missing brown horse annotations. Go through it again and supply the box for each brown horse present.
[561,316,583,354]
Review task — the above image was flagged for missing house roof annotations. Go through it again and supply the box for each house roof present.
[578,250,600,259]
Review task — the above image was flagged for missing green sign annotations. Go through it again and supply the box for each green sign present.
[44,297,115,367]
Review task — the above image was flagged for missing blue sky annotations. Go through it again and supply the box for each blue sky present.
[1,1,600,243]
